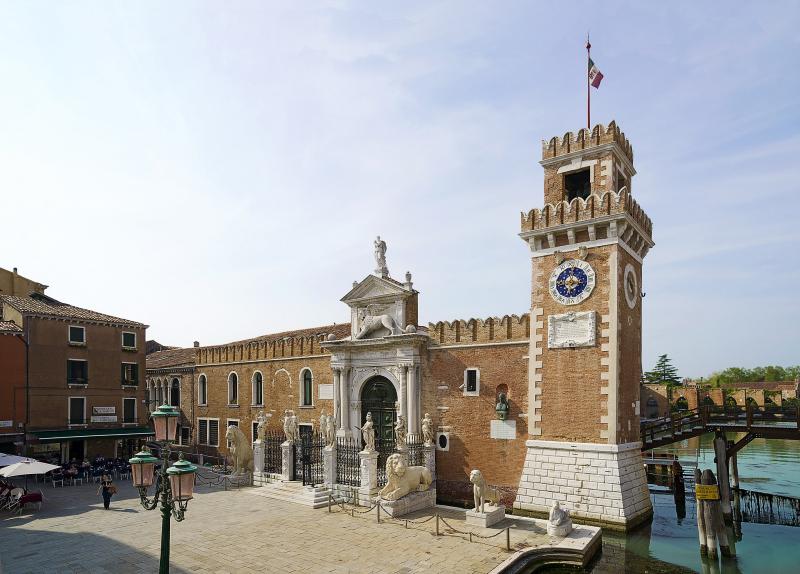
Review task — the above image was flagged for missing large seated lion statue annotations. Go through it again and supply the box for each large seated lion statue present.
[378,453,432,501]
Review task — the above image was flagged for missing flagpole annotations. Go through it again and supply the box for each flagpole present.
[586,34,591,130]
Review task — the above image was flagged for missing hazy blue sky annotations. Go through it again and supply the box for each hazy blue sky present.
[2,2,798,377]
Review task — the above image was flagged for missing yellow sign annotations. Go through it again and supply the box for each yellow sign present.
[695,484,720,500]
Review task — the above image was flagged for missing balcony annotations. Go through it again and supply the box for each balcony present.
[67,378,88,387]
[121,379,139,387]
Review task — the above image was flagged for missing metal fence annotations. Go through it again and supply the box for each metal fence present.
[336,436,361,487]
[376,435,395,487]
[407,440,425,467]
[294,432,325,486]
[263,430,283,474]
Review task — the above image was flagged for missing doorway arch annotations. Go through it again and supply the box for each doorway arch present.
[360,376,397,445]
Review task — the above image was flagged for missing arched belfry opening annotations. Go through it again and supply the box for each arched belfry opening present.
[360,376,397,444]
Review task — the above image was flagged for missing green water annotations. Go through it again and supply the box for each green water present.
[587,433,800,574]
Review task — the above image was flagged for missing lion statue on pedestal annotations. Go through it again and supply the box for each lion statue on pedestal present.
[225,424,254,475]
[378,453,432,501]
[469,469,501,513]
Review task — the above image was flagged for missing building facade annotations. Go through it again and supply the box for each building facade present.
[0,320,26,454]
[153,122,653,529]
[1,282,151,462]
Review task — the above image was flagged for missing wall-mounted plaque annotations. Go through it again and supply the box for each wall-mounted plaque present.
[547,311,596,349]
[91,415,118,423]
[317,384,334,400]
[490,419,516,440]
[93,406,115,415]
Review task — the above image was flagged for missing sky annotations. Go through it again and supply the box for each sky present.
[1,2,798,378]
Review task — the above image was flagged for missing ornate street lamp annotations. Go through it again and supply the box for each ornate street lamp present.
[129,404,197,574]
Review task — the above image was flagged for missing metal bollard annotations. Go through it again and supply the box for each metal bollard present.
[506,527,510,551]
[405,519,408,529]
[469,532,473,543]
[328,493,332,513]
[435,514,439,536]
[377,503,381,523]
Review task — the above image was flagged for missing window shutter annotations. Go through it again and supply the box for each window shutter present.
[199,419,208,445]
[209,420,219,446]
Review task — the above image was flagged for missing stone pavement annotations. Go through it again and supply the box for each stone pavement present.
[0,478,596,574]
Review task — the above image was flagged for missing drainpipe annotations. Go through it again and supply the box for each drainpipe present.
[18,321,30,456]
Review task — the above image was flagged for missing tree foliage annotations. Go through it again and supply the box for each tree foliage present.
[644,354,681,386]
[706,365,800,387]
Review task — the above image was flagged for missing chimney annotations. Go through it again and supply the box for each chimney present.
[193,341,200,348]
[13,267,18,274]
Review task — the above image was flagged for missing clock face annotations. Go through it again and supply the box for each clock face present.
[624,264,638,309]
[548,259,596,305]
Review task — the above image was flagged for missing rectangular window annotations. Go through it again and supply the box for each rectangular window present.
[208,419,219,447]
[67,360,88,386]
[69,397,86,425]
[68,326,85,345]
[564,168,591,202]
[123,397,136,423]
[180,426,190,446]
[464,368,480,396]
[198,419,209,445]
[122,332,137,349]
[121,363,139,386]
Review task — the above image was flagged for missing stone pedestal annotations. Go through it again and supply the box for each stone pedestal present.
[377,489,436,517]
[281,441,294,481]
[547,518,573,537]
[358,450,379,503]
[323,445,336,487]
[515,440,652,529]
[422,445,436,480]
[466,505,506,527]
[253,441,264,475]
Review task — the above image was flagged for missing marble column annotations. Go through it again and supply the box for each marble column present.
[338,368,351,437]
[407,365,418,440]
[399,366,408,421]
[333,368,342,436]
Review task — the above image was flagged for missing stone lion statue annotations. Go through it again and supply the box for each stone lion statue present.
[225,425,254,475]
[469,469,500,513]
[378,453,432,501]
[355,313,399,339]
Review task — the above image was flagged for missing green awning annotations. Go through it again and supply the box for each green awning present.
[30,427,154,443]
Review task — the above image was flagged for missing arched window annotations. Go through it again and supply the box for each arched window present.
[171,378,181,407]
[198,374,207,405]
[156,381,163,405]
[228,372,239,405]
[252,372,263,406]
[301,369,313,407]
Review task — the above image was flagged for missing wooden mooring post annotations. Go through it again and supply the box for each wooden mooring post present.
[695,468,734,559]
[712,432,732,522]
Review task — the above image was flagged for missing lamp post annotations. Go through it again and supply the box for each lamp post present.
[129,404,197,574]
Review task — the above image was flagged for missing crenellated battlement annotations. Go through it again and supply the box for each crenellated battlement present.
[427,314,530,345]
[520,188,652,236]
[197,325,349,365]
[542,121,633,163]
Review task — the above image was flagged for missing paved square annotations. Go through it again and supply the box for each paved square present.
[1,478,571,574]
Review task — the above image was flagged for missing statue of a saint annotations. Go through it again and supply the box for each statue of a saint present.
[325,415,336,448]
[282,409,292,443]
[394,415,407,450]
[421,413,434,447]
[289,412,300,444]
[319,410,327,436]
[374,236,388,277]
[361,412,376,452]
[496,392,510,421]
[256,411,267,442]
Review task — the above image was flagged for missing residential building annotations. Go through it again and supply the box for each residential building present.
[0,320,26,454]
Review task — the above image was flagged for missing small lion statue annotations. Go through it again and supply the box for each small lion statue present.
[378,453,432,501]
[226,424,254,475]
[470,469,501,513]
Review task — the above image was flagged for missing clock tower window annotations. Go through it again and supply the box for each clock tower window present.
[564,168,591,202]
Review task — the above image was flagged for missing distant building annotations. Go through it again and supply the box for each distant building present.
[0,320,25,454]
[0,268,151,461]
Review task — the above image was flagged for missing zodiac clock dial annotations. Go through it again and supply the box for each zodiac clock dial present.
[548,259,596,305]
[624,263,638,309]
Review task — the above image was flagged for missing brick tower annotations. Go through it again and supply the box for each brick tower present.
[515,122,654,529]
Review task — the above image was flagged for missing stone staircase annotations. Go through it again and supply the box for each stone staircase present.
[246,479,342,509]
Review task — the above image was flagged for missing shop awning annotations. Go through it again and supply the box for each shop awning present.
[30,427,154,443]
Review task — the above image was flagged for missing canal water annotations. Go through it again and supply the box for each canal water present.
[585,432,800,573]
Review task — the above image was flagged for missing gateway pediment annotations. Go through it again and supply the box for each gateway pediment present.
[340,274,419,341]
[341,275,411,305]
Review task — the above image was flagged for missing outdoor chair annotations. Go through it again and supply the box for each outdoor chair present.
[71,473,84,486]
[51,472,64,488]
[14,491,43,514]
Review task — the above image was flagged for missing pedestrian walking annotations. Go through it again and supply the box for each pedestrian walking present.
[97,473,116,510]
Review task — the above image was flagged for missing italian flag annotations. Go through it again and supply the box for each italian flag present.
[588,58,603,88]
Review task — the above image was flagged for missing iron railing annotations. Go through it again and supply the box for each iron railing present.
[376,435,396,487]
[294,432,325,486]
[336,436,361,487]
[407,440,425,467]
[263,430,283,474]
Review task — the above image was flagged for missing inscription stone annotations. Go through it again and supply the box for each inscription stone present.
[547,311,596,349]
[490,419,516,440]
[318,384,334,400]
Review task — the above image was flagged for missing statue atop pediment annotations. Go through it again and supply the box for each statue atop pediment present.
[374,236,389,278]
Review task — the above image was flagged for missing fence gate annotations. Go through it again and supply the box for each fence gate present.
[263,431,283,474]
[295,432,324,486]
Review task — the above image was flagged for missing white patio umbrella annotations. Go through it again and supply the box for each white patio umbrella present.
[0,459,60,489]
[0,453,28,467]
